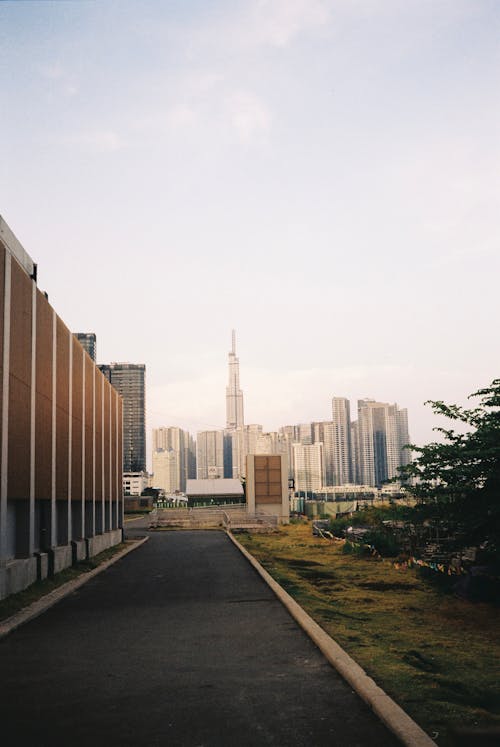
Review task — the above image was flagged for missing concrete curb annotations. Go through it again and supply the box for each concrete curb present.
[227,531,436,747]
[0,536,149,640]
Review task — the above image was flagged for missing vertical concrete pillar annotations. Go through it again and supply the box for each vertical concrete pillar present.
[29,280,36,556]
[101,374,105,533]
[108,387,112,532]
[81,350,85,539]
[115,392,119,530]
[0,251,11,565]
[51,309,57,547]
[91,365,96,537]
[67,333,72,542]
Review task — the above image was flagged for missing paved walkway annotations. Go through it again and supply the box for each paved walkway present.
[0,531,400,746]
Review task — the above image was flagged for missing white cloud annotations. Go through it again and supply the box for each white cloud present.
[39,62,65,80]
[166,105,197,129]
[39,62,78,97]
[228,91,272,142]
[249,0,331,47]
[68,130,125,152]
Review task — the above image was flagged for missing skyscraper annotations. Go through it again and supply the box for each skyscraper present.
[152,448,179,494]
[152,426,193,492]
[226,330,244,429]
[356,399,410,487]
[196,430,224,479]
[292,442,325,493]
[100,363,146,472]
[331,397,353,485]
[74,332,96,362]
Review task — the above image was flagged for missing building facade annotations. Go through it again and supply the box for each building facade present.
[74,333,96,362]
[196,430,224,479]
[152,426,191,492]
[0,216,123,600]
[356,399,411,487]
[100,362,146,473]
[225,330,244,430]
[331,397,353,485]
[292,442,325,493]
[152,448,179,494]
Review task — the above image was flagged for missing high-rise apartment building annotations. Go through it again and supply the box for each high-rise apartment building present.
[74,332,96,362]
[331,397,353,485]
[152,426,193,492]
[196,430,224,479]
[292,442,325,493]
[152,448,179,494]
[356,399,410,487]
[100,363,146,473]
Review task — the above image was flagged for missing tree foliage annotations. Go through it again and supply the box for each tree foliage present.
[400,379,500,553]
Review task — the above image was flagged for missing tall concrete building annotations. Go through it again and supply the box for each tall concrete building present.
[196,430,224,479]
[226,330,244,429]
[152,448,179,494]
[356,399,411,487]
[152,426,193,492]
[100,363,146,473]
[292,442,325,493]
[74,333,96,362]
[224,330,246,478]
[331,397,353,485]
[312,421,334,486]
[0,216,123,600]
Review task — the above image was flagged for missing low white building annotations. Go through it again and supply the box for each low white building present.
[186,478,244,504]
[123,471,149,496]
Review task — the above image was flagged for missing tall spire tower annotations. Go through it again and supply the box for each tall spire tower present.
[226,329,244,429]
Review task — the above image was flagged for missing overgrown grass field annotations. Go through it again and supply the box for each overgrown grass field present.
[237,523,500,746]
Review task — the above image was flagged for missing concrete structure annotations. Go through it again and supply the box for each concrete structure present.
[254,430,287,456]
[152,426,192,492]
[292,441,325,493]
[331,397,353,484]
[196,430,224,479]
[185,478,244,505]
[356,399,411,487]
[223,331,245,478]
[123,471,149,496]
[246,454,289,523]
[225,330,244,430]
[100,362,145,473]
[152,448,179,494]
[0,216,123,600]
[74,333,96,362]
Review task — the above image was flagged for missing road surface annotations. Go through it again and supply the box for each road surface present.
[0,530,400,746]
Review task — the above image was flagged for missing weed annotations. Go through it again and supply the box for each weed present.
[238,523,500,746]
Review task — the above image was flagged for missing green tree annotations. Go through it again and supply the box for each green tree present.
[400,379,500,556]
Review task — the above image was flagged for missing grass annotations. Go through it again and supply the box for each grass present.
[237,522,500,746]
[0,542,129,623]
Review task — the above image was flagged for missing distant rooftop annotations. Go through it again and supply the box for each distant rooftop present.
[186,479,243,496]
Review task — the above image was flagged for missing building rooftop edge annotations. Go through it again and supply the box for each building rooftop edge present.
[0,215,36,279]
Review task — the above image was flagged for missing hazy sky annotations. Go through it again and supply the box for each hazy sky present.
[1,0,499,457]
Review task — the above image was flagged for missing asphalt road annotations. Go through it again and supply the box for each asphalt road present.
[0,530,400,746]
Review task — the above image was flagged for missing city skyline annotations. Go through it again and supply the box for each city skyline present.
[2,1,499,452]
[148,331,411,490]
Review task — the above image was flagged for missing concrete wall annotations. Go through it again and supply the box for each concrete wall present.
[0,217,123,600]
[246,454,290,523]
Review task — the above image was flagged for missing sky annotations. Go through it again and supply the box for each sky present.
[1,0,499,459]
